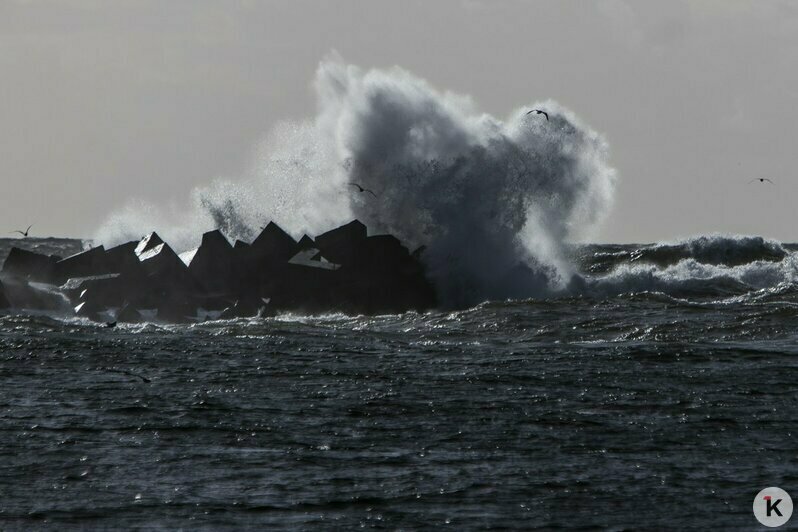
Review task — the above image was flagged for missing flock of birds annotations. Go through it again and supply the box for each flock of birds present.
[6,108,777,240]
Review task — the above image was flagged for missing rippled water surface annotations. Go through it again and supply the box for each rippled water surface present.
[1,239,798,529]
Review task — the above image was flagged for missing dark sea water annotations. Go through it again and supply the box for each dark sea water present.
[1,236,797,530]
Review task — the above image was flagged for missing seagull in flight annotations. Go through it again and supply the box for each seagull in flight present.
[749,178,775,185]
[349,183,377,198]
[526,109,549,121]
[10,224,33,237]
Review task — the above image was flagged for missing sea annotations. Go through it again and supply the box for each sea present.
[1,236,796,530]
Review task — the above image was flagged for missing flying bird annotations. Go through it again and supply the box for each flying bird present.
[10,224,33,237]
[349,183,377,198]
[749,178,775,185]
[526,109,549,121]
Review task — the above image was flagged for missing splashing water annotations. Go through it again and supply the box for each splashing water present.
[95,56,617,307]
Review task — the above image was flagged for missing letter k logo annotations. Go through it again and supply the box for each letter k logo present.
[765,496,784,517]
[754,488,792,527]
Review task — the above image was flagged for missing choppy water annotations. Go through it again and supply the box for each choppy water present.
[1,236,797,529]
[0,237,84,266]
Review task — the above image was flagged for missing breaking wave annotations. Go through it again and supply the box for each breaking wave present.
[95,55,617,307]
[577,235,798,300]
[87,58,798,308]
[629,235,787,268]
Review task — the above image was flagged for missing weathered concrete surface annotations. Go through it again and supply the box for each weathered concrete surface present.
[2,219,437,322]
[2,248,59,282]
[185,230,236,295]
[53,246,110,284]
[0,280,10,309]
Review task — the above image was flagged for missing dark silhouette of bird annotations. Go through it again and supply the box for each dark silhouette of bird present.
[349,183,377,198]
[11,224,33,238]
[749,178,775,185]
[526,109,549,121]
[105,321,117,328]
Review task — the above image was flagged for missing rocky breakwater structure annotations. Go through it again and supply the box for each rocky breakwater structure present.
[0,220,436,323]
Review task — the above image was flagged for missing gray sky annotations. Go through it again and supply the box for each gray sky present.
[2,0,798,243]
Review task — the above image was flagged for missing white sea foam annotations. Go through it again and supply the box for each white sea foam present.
[582,248,798,297]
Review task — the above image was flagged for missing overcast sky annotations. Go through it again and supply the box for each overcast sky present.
[2,0,797,243]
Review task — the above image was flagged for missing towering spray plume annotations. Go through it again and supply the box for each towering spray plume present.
[96,56,616,307]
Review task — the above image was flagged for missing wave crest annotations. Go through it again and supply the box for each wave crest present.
[630,234,787,267]
[581,236,798,299]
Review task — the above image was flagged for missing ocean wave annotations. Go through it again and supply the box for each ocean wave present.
[629,234,787,267]
[93,55,616,308]
[581,252,798,299]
